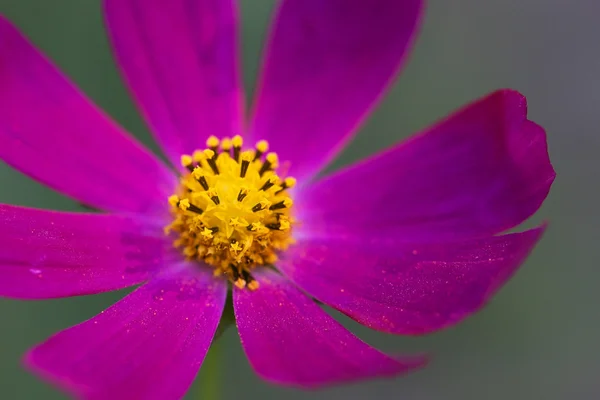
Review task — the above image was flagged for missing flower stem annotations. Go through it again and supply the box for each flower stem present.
[198,342,220,400]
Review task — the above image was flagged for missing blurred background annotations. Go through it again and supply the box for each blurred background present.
[0,0,597,399]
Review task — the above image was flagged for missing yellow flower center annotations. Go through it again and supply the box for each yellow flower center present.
[165,135,296,290]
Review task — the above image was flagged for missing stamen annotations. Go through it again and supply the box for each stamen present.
[237,188,248,202]
[260,176,278,191]
[269,199,291,210]
[275,177,297,194]
[234,278,246,290]
[259,152,278,176]
[254,140,269,161]
[206,136,220,153]
[181,155,195,172]
[196,175,209,191]
[232,135,243,161]
[242,270,260,290]
[221,137,232,154]
[240,152,251,178]
[203,149,220,175]
[192,150,204,164]
[185,203,204,214]
[247,279,260,291]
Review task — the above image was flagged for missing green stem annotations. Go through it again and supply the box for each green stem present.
[198,341,221,400]
[197,296,233,399]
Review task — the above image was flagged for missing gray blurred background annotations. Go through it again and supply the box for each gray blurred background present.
[0,0,597,399]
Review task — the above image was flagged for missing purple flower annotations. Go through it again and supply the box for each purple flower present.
[0,0,554,398]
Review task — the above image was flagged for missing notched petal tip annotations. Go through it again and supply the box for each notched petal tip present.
[300,87,555,241]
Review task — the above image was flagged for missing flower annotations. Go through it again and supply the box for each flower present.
[0,0,555,398]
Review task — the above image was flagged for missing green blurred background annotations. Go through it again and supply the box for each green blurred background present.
[0,0,596,399]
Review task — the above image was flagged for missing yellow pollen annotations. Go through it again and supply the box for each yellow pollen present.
[284,177,297,188]
[247,280,260,291]
[192,150,204,163]
[256,140,269,153]
[206,135,220,148]
[165,138,296,290]
[221,137,232,151]
[203,149,215,159]
[231,135,243,148]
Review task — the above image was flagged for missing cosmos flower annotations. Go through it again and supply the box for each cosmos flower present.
[0,0,554,399]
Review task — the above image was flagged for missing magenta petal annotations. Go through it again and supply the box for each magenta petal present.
[104,0,244,166]
[0,204,173,299]
[248,0,423,182]
[0,17,176,215]
[234,269,425,388]
[299,90,555,241]
[25,267,227,400]
[279,226,546,335]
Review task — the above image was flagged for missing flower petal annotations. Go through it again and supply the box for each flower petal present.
[248,0,423,182]
[298,90,555,242]
[234,269,425,388]
[25,267,227,400]
[104,0,244,166]
[0,17,176,215]
[0,204,173,299]
[278,226,546,335]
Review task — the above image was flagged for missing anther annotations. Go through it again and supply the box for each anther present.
[237,188,248,202]
[259,176,278,191]
[266,222,282,230]
[247,279,260,291]
[240,153,251,178]
[275,177,296,194]
[206,136,220,153]
[269,201,286,210]
[242,270,259,290]
[192,150,204,164]
[232,135,243,161]
[231,267,247,289]
[203,149,220,175]
[185,202,204,214]
[269,198,292,210]
[234,278,246,289]
[207,190,220,205]
[197,175,209,191]
[259,153,278,176]
[278,217,291,230]
[221,137,232,153]
[254,140,269,161]
[181,155,194,172]
[168,195,180,207]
